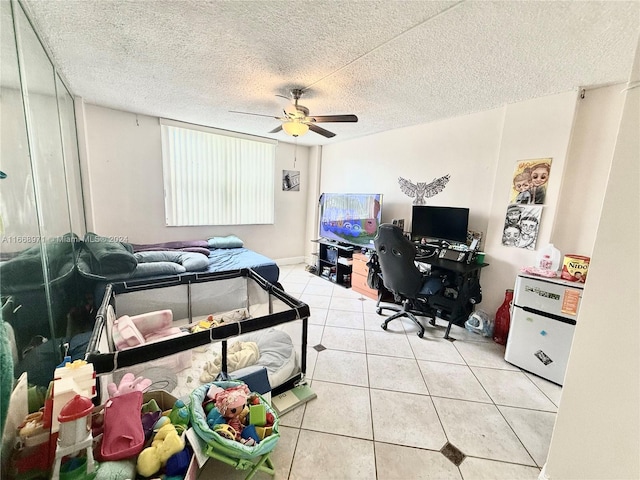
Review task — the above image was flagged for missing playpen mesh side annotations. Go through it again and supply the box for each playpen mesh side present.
[89,273,309,400]
[190,381,280,460]
[112,276,291,323]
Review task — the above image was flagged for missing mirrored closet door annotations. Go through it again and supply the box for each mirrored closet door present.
[0,0,88,388]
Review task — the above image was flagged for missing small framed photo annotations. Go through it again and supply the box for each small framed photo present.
[282,170,300,191]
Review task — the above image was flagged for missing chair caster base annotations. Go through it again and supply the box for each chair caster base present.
[381,322,388,330]
[417,330,424,338]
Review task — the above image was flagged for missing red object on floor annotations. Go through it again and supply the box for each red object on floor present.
[493,289,513,345]
[10,432,55,478]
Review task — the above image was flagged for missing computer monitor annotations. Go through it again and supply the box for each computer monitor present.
[411,205,469,244]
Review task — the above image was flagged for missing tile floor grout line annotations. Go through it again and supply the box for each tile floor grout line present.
[522,370,561,407]
[458,355,541,463]
[410,330,470,474]
[494,404,546,469]
[276,264,552,478]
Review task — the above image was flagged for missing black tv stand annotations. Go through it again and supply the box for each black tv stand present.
[311,239,354,288]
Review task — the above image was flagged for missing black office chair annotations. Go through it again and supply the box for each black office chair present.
[373,223,443,338]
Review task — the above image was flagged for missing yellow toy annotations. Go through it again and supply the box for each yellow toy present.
[136,423,185,477]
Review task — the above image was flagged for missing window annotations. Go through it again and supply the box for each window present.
[161,118,276,226]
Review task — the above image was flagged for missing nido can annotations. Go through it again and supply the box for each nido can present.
[561,255,590,282]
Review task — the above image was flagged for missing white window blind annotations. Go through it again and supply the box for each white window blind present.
[161,119,276,226]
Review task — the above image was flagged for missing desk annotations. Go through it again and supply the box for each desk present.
[416,255,488,275]
[379,255,489,339]
[423,257,488,338]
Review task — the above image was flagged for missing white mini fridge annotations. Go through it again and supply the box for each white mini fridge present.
[505,273,584,385]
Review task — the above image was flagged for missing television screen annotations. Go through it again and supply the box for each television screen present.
[319,193,383,248]
[411,205,469,244]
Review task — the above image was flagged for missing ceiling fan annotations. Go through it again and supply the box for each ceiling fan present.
[230,88,358,138]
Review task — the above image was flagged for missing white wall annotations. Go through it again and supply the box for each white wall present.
[320,108,504,243]
[553,84,626,256]
[481,90,578,312]
[318,92,585,316]
[79,103,311,261]
[78,87,627,318]
[543,41,639,480]
[304,146,323,263]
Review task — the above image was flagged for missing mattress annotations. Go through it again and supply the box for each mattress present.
[86,247,280,307]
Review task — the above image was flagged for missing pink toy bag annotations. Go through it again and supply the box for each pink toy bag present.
[99,390,145,461]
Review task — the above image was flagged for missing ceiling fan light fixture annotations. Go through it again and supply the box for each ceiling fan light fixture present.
[282,121,309,137]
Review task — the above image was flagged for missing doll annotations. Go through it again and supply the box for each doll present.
[212,384,250,441]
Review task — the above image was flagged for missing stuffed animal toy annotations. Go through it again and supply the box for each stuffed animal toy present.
[213,384,250,441]
[107,372,152,397]
[136,423,185,477]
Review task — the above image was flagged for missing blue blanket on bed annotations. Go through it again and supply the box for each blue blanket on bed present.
[207,247,279,284]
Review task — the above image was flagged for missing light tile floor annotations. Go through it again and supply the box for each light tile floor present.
[198,264,561,479]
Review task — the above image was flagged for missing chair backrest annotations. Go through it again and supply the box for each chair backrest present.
[373,223,423,298]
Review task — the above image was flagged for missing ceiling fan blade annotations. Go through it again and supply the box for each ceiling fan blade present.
[269,125,283,134]
[308,123,336,138]
[309,114,358,123]
[229,110,279,119]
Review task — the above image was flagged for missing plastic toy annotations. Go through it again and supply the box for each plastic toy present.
[213,423,237,440]
[168,399,190,428]
[50,360,96,434]
[249,404,266,426]
[51,395,95,480]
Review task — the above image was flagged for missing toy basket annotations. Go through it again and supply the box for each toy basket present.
[190,381,280,461]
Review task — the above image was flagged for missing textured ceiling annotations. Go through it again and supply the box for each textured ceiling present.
[22,0,640,146]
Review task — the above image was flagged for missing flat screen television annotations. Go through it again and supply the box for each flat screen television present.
[319,193,383,248]
[411,205,469,244]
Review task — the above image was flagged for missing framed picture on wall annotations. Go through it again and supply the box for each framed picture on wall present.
[282,170,300,191]
[502,205,543,250]
[509,158,552,205]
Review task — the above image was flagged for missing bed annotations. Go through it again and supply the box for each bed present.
[205,247,279,285]
[77,234,281,306]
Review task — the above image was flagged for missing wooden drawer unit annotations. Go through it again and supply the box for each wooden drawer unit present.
[351,252,378,300]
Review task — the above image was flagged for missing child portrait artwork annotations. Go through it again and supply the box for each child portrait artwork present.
[509,158,552,205]
[502,205,543,250]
